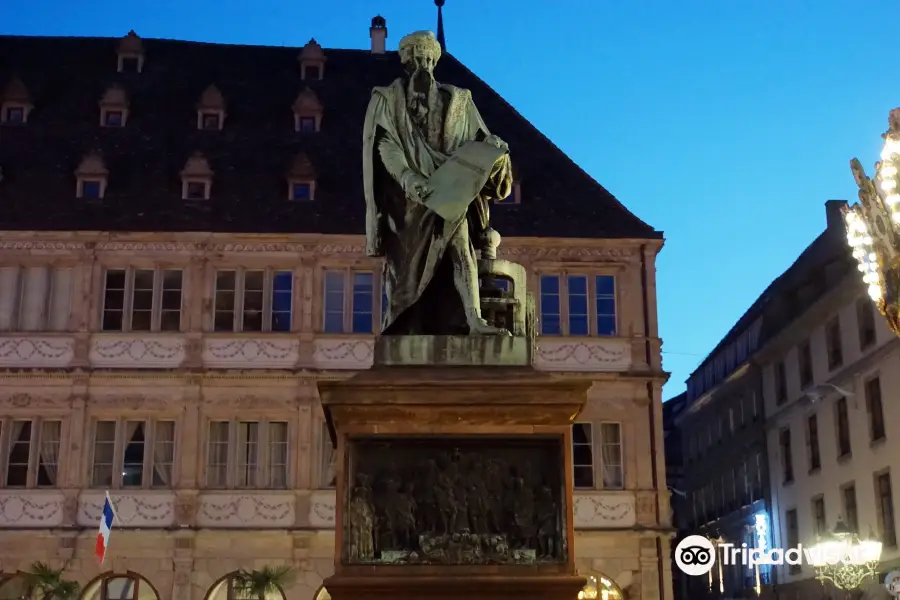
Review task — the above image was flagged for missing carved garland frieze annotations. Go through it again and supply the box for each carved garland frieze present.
[78,493,175,526]
[201,395,296,410]
[197,494,294,526]
[0,393,69,409]
[0,338,75,366]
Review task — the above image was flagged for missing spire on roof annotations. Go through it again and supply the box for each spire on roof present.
[435,0,446,51]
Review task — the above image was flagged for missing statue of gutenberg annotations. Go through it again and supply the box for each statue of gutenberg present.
[363,30,513,335]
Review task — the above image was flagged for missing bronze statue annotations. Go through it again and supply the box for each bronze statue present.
[362,30,513,336]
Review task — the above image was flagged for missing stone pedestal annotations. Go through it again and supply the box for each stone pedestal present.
[318,335,590,600]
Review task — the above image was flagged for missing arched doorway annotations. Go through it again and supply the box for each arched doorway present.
[205,573,287,600]
[82,573,159,600]
[578,573,625,600]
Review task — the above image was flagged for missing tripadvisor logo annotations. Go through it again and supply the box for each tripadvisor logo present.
[675,535,873,576]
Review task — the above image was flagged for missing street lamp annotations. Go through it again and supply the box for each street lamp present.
[844,107,900,336]
[807,517,883,591]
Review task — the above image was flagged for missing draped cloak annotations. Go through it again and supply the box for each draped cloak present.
[363,78,512,334]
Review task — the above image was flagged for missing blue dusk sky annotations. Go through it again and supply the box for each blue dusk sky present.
[6,0,900,399]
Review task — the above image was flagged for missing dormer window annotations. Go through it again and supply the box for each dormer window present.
[293,88,322,133]
[196,85,226,131]
[181,152,213,200]
[81,180,103,199]
[104,111,123,127]
[291,182,312,201]
[201,113,220,130]
[1,77,34,125]
[99,86,129,127]
[186,182,206,199]
[298,39,326,81]
[74,153,109,199]
[495,181,521,205]
[117,31,145,73]
[287,153,316,201]
[4,107,24,124]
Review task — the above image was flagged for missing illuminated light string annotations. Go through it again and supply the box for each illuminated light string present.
[844,209,882,301]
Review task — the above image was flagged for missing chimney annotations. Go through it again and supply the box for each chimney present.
[370,16,387,54]
[825,199,848,231]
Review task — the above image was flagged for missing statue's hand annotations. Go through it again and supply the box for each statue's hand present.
[400,171,432,203]
[483,135,508,151]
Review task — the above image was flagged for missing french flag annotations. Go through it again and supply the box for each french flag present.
[95,493,118,564]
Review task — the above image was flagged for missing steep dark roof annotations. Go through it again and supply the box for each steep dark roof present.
[0,35,660,239]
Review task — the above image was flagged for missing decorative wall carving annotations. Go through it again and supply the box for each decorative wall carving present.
[0,393,68,409]
[308,490,336,528]
[312,338,374,370]
[534,339,632,372]
[572,492,636,528]
[0,491,65,527]
[203,338,300,369]
[202,395,295,410]
[196,493,295,527]
[174,493,198,527]
[77,492,176,527]
[0,241,85,251]
[89,336,186,368]
[0,337,75,368]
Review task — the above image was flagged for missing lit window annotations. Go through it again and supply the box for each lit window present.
[104,111,123,127]
[213,269,293,332]
[298,116,316,132]
[81,180,102,199]
[323,270,378,334]
[101,268,183,332]
[291,182,312,201]
[206,420,289,489]
[201,112,220,130]
[600,422,624,489]
[4,106,24,124]
[91,419,174,488]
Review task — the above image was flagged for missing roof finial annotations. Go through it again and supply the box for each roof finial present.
[435,0,446,51]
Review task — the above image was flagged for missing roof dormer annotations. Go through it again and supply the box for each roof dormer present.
[298,39,326,81]
[117,30,145,73]
[1,77,33,125]
[196,85,226,131]
[99,85,129,127]
[74,152,109,199]
[287,153,316,201]
[181,152,213,200]
[292,88,322,133]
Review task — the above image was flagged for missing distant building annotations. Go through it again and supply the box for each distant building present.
[758,201,900,598]
[662,392,687,599]
[0,15,672,600]
[669,297,769,600]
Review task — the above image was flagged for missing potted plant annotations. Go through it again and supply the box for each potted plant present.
[22,562,80,600]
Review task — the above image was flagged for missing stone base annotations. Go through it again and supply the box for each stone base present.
[374,335,531,367]
[322,574,586,600]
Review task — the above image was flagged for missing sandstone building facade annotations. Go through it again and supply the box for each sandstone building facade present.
[0,26,671,600]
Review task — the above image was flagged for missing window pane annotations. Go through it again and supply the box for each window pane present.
[92,421,116,487]
[242,270,264,332]
[540,275,561,335]
[567,275,588,336]
[352,272,374,334]
[600,423,624,489]
[236,422,259,487]
[595,276,616,336]
[572,423,593,488]
[207,422,229,487]
[131,269,154,331]
[6,421,32,487]
[324,271,345,333]
[152,421,175,488]
[105,577,136,600]
[37,420,61,487]
[268,422,288,488]
[271,271,293,332]
[160,270,183,331]
[122,421,145,487]
[102,269,127,332]
[214,270,236,332]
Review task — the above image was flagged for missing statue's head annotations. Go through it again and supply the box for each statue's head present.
[399,30,441,77]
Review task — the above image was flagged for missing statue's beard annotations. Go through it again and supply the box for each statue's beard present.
[407,67,435,129]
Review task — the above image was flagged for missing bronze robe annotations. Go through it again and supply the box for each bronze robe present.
[363,78,512,334]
